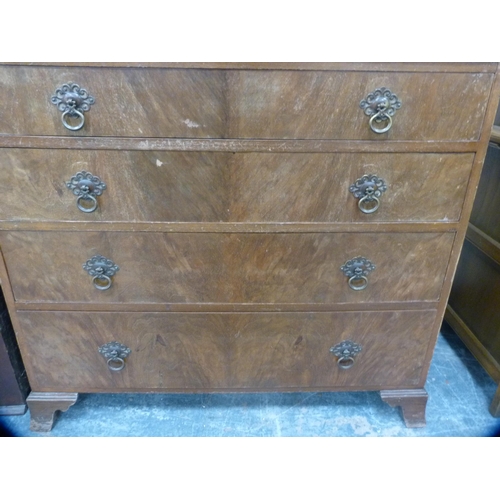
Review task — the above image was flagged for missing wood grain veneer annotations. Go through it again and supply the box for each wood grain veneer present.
[0,62,498,431]
[17,310,436,392]
[0,67,494,141]
[0,231,454,305]
[0,150,474,224]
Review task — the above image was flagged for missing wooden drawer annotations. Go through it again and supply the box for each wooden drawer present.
[17,310,437,392]
[0,66,493,140]
[0,149,474,224]
[2,63,498,432]
[0,231,454,305]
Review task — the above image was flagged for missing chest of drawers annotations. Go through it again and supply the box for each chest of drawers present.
[1,62,499,432]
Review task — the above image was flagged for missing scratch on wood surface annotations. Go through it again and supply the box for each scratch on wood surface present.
[183,119,200,128]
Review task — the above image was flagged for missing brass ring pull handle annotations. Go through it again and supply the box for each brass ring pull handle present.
[107,357,125,371]
[349,174,387,214]
[330,340,362,370]
[341,257,375,291]
[66,171,106,213]
[98,342,131,372]
[51,82,95,131]
[76,193,98,213]
[83,255,119,290]
[369,110,392,134]
[337,356,355,369]
[61,107,85,131]
[358,193,380,213]
[92,274,112,291]
[360,87,401,134]
[348,275,368,291]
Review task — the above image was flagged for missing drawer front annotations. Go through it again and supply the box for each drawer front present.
[0,66,493,140]
[0,149,474,224]
[17,310,436,392]
[0,67,227,138]
[1,231,454,305]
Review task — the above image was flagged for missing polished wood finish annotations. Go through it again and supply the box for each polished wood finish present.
[17,310,436,392]
[445,109,500,417]
[26,392,78,432]
[0,149,474,224]
[0,231,454,306]
[1,63,499,431]
[380,389,428,428]
[0,67,493,141]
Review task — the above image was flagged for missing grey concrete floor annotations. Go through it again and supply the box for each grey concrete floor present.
[1,323,499,437]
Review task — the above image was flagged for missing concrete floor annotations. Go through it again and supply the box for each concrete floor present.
[2,323,499,437]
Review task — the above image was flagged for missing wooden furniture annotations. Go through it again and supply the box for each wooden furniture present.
[0,63,499,432]
[0,287,29,416]
[445,104,500,417]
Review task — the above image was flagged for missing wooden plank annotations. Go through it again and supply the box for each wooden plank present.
[2,62,498,72]
[0,136,480,152]
[447,240,500,374]
[13,300,440,313]
[466,223,500,265]
[0,221,460,233]
[445,306,500,382]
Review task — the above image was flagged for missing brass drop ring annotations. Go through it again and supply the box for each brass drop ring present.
[358,194,380,214]
[348,275,368,291]
[76,194,98,213]
[107,357,125,371]
[369,112,392,134]
[92,274,112,291]
[337,356,355,369]
[61,108,85,131]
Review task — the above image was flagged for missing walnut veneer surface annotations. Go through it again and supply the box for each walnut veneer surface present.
[0,62,499,431]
